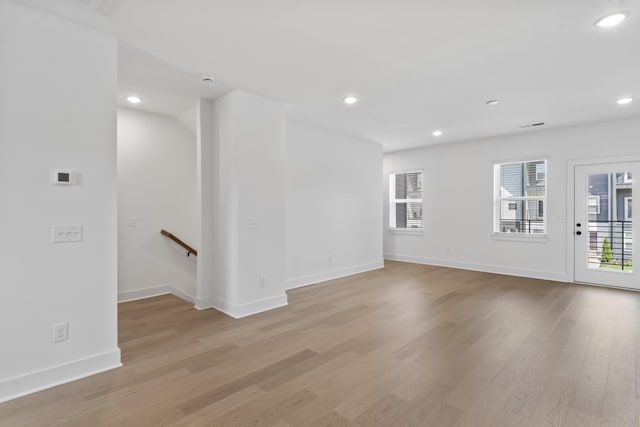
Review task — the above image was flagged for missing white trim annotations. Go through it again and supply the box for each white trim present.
[118,285,171,302]
[625,196,632,221]
[193,296,215,311]
[0,349,121,403]
[389,170,423,230]
[493,159,547,235]
[388,228,423,235]
[212,294,288,319]
[568,156,640,168]
[169,286,196,305]
[492,155,549,167]
[118,285,196,305]
[286,261,384,290]
[567,155,640,284]
[384,253,569,283]
[492,233,548,243]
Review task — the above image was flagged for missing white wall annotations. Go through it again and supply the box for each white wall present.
[199,90,288,318]
[286,121,384,288]
[0,1,120,402]
[195,98,217,309]
[384,116,640,282]
[117,108,197,302]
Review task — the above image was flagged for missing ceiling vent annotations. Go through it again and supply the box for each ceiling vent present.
[519,122,545,129]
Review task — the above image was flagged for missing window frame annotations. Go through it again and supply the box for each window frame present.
[389,169,423,232]
[493,159,548,239]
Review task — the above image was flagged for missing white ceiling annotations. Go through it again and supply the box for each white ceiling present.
[118,42,229,117]
[14,0,640,151]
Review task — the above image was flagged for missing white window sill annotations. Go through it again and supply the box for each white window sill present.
[493,233,548,243]
[388,228,423,235]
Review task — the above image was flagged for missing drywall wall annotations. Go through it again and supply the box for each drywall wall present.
[286,121,384,288]
[384,116,640,282]
[195,98,217,309]
[0,1,120,402]
[117,107,197,302]
[199,90,288,317]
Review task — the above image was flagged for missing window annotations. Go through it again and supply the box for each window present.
[589,231,598,251]
[494,160,547,235]
[625,196,632,221]
[624,231,632,251]
[535,163,546,182]
[624,172,633,183]
[389,171,422,230]
[588,196,601,215]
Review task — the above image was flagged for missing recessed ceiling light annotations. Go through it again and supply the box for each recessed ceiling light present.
[486,100,500,106]
[595,12,628,28]
[127,96,142,104]
[616,97,634,105]
[432,130,443,137]
[343,96,358,105]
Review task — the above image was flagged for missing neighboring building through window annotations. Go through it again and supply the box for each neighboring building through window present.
[625,196,632,221]
[494,160,547,235]
[389,171,423,230]
[588,196,601,215]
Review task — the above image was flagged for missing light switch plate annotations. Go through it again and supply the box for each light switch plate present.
[52,224,83,243]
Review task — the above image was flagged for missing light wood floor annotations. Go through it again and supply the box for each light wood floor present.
[2,261,640,426]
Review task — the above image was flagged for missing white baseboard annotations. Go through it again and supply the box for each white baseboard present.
[193,296,214,311]
[118,284,196,305]
[286,260,385,290]
[168,286,196,304]
[0,349,121,404]
[212,294,288,319]
[384,254,569,283]
[118,285,171,302]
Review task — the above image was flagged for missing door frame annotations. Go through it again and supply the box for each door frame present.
[567,155,640,286]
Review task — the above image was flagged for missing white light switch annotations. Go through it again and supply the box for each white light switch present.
[128,217,137,228]
[52,224,83,243]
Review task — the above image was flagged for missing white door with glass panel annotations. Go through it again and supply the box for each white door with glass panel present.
[574,162,639,289]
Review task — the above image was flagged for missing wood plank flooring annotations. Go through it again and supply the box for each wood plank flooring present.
[2,260,640,426]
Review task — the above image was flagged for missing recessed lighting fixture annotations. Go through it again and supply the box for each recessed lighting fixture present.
[432,130,443,137]
[616,97,634,105]
[343,96,358,105]
[126,95,142,104]
[486,100,500,106]
[595,12,628,28]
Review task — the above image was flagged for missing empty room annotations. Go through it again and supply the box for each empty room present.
[1,0,640,426]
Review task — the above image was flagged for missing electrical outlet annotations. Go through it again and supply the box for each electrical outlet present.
[258,277,266,288]
[52,322,69,343]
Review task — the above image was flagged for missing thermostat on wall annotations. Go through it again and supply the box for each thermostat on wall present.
[50,169,75,185]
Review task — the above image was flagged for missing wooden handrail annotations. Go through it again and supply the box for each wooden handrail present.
[161,229,198,257]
